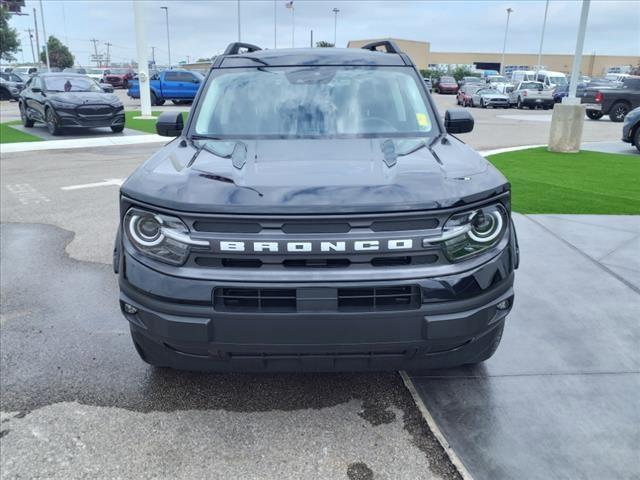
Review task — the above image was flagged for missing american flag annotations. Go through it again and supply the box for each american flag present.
[285,1,294,8]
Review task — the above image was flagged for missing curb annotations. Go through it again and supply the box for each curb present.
[479,144,545,157]
[0,133,167,154]
[400,371,474,480]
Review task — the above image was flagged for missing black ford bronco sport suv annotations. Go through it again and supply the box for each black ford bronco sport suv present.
[114,41,518,372]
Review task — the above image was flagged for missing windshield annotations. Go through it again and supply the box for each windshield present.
[549,76,567,86]
[43,76,101,92]
[109,68,130,75]
[440,77,455,83]
[193,66,436,139]
[88,69,105,75]
[489,76,507,83]
[465,77,481,83]
[521,82,542,90]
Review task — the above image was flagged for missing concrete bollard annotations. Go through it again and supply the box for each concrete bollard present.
[548,98,585,153]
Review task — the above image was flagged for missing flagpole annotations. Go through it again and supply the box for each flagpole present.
[273,0,277,48]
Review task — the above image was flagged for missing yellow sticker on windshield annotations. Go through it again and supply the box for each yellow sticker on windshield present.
[416,113,430,129]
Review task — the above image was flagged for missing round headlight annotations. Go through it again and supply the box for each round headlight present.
[468,210,503,243]
[128,213,164,247]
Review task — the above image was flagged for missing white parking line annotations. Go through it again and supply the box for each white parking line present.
[61,179,125,191]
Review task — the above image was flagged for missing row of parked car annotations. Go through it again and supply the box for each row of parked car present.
[455,81,555,110]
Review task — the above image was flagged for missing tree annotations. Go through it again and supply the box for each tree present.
[452,66,478,82]
[419,68,441,80]
[196,57,212,63]
[315,41,334,48]
[0,7,20,62]
[40,36,74,69]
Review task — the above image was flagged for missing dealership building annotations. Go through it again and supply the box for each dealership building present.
[347,38,639,76]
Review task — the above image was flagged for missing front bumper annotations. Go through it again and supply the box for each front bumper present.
[56,110,125,128]
[582,102,602,111]
[117,232,517,372]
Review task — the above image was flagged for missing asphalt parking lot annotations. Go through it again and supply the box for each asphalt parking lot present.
[1,92,638,479]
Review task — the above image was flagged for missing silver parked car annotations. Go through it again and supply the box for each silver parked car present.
[508,81,554,110]
[470,87,510,108]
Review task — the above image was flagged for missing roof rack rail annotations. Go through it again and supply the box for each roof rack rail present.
[223,42,262,55]
[360,40,402,54]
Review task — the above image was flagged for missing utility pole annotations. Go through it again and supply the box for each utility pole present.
[310,30,313,48]
[500,7,513,75]
[25,29,36,63]
[536,0,550,74]
[133,0,153,118]
[39,0,50,71]
[237,0,241,42]
[273,0,277,48]
[32,8,40,66]
[332,8,339,47]
[567,0,590,100]
[90,39,100,67]
[150,46,156,65]
[160,6,171,67]
[104,42,112,67]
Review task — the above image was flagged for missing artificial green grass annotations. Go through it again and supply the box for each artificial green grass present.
[124,111,189,134]
[488,147,640,214]
[0,121,43,144]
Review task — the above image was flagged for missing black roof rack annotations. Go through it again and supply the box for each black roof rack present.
[223,42,262,55]
[360,40,402,54]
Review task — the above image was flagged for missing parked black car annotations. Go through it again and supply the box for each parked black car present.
[581,76,640,122]
[114,41,518,372]
[18,73,125,135]
[622,106,640,152]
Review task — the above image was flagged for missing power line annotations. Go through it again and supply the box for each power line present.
[104,42,112,67]
[90,38,101,67]
[24,28,36,63]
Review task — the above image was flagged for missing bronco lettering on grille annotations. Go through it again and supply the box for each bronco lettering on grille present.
[217,239,414,253]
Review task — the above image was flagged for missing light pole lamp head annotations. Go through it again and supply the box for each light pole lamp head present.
[507,7,513,14]
[333,8,340,14]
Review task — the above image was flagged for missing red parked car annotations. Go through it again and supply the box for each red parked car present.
[104,68,135,88]
[434,76,459,94]
[457,85,481,107]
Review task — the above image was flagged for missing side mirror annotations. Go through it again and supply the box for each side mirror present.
[31,87,41,93]
[444,109,474,134]
[101,84,114,93]
[156,111,184,137]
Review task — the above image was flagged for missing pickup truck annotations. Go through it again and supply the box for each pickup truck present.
[581,76,640,122]
[508,81,554,109]
[127,69,204,106]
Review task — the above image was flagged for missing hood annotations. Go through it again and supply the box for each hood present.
[121,136,509,214]
[481,91,509,99]
[49,91,121,105]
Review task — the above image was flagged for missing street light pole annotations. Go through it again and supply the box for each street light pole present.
[237,0,241,41]
[536,0,549,74]
[332,8,340,46]
[500,7,513,75]
[133,0,153,118]
[38,0,50,71]
[567,0,590,100]
[160,6,171,68]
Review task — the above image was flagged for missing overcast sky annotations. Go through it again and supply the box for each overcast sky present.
[8,0,640,66]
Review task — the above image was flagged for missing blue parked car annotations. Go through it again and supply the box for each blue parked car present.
[128,69,204,106]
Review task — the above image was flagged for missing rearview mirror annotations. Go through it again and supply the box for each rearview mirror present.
[156,111,184,137]
[444,109,474,134]
[101,84,114,93]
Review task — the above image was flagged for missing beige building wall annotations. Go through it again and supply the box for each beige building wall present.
[348,38,638,76]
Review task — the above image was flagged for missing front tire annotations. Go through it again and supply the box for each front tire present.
[480,99,486,108]
[586,109,604,120]
[111,125,125,133]
[517,97,523,109]
[609,102,630,123]
[20,103,35,127]
[45,108,61,136]
[633,127,640,153]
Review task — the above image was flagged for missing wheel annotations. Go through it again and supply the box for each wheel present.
[480,99,486,108]
[633,127,640,153]
[434,88,440,94]
[586,109,604,120]
[45,107,61,136]
[122,79,129,89]
[517,97,523,109]
[0,88,11,101]
[609,102,630,123]
[470,99,475,108]
[111,125,125,133]
[20,103,34,127]
[466,323,505,365]
[456,97,461,106]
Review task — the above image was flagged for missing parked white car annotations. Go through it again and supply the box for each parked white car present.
[535,70,568,89]
[510,70,537,84]
[508,81,554,109]
[486,75,515,94]
[86,68,110,82]
[470,87,510,108]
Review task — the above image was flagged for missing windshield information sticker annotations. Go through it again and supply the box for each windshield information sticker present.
[416,113,430,130]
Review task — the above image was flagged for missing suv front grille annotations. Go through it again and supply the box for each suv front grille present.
[213,285,421,313]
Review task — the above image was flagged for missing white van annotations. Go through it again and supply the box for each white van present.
[510,70,536,83]
[535,70,568,89]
